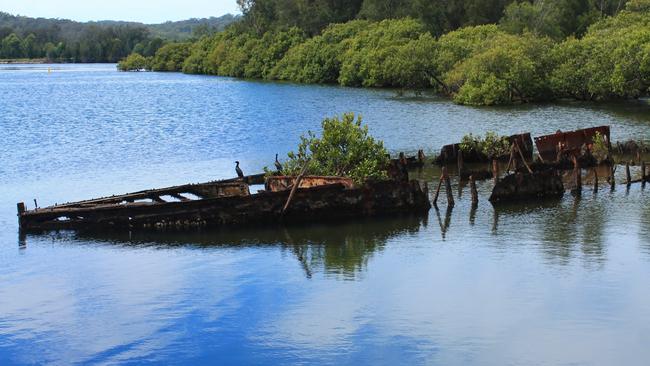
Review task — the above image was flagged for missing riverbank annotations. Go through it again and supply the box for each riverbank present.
[0,58,49,64]
[116,3,650,107]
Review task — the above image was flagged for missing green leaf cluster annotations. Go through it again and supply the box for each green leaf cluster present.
[269,20,370,83]
[591,131,610,162]
[117,53,150,71]
[149,43,192,71]
[459,132,511,158]
[550,5,650,100]
[445,32,554,105]
[281,113,390,184]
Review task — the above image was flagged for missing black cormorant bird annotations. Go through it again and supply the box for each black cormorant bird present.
[235,161,244,178]
[274,153,282,173]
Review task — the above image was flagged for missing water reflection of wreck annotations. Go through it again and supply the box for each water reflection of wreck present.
[28,215,426,279]
[489,196,607,266]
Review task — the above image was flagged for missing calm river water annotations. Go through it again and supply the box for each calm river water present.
[1,64,649,365]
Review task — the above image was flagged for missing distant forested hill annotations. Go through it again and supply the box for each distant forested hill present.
[0,12,237,62]
[146,15,238,40]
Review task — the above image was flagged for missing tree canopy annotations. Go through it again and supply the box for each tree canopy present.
[107,0,649,105]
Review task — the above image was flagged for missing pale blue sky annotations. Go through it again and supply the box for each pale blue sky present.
[0,0,240,23]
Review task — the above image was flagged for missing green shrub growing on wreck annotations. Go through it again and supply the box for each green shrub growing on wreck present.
[280,113,389,184]
[117,53,150,71]
[459,131,511,158]
[591,131,611,162]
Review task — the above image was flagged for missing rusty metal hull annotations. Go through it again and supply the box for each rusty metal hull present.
[266,176,354,192]
[489,171,564,204]
[18,180,430,231]
[534,126,610,162]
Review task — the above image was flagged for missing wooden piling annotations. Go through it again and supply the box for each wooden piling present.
[432,180,443,207]
[515,142,533,174]
[432,173,444,207]
[469,175,478,206]
[593,168,598,193]
[642,161,647,184]
[492,159,499,184]
[457,151,464,177]
[33,199,38,210]
[610,164,615,191]
[626,162,631,186]
[17,202,25,215]
[443,166,454,207]
[282,160,310,215]
[505,144,515,173]
[418,149,425,164]
[572,156,581,195]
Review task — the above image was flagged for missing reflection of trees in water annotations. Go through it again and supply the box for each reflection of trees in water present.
[41,216,425,279]
[640,198,650,256]
[283,230,388,280]
[579,198,606,263]
[537,196,606,266]
[266,217,425,279]
[493,196,607,266]
[540,197,580,265]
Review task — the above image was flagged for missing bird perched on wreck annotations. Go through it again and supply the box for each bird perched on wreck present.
[274,153,282,173]
[235,161,244,179]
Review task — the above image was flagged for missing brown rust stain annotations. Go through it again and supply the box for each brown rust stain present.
[265,176,355,192]
[534,126,610,162]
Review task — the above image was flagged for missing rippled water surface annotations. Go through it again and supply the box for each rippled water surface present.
[1,64,650,365]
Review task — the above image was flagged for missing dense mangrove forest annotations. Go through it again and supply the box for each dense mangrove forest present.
[118,0,650,106]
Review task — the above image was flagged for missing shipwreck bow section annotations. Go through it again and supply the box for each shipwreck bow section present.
[17,176,431,231]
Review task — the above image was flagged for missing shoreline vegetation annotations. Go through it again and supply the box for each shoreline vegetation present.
[115,0,650,106]
[0,58,48,64]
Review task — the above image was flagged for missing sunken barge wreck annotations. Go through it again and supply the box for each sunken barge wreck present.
[17,172,431,232]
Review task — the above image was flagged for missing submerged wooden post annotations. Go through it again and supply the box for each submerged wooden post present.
[457,151,464,177]
[642,161,647,187]
[610,164,616,191]
[515,142,533,174]
[505,144,515,173]
[626,162,631,186]
[443,166,454,207]
[469,175,478,206]
[418,149,425,164]
[432,177,443,207]
[572,155,581,195]
[492,159,499,185]
[593,168,598,193]
[399,152,407,167]
[17,202,26,215]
